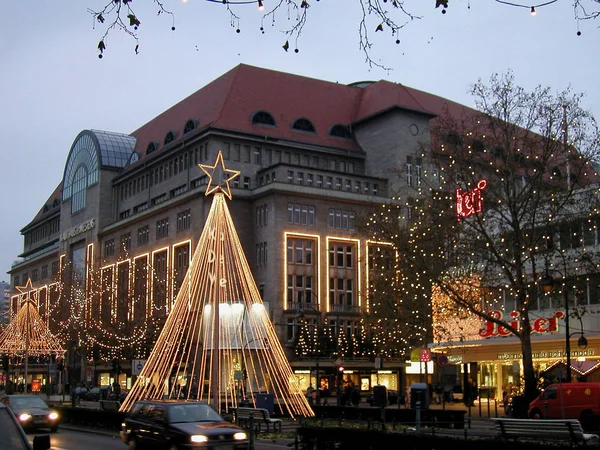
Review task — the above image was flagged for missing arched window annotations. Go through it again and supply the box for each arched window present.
[184,119,197,134]
[329,124,352,139]
[62,132,99,204]
[251,111,276,126]
[146,141,159,155]
[164,131,177,145]
[71,166,89,213]
[292,118,316,133]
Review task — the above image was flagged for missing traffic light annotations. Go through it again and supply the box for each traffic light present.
[56,358,64,372]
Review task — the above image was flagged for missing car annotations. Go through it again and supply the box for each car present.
[0,402,51,450]
[120,399,248,450]
[0,395,60,433]
[85,386,111,401]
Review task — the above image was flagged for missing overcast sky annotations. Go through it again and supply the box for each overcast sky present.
[1,0,598,282]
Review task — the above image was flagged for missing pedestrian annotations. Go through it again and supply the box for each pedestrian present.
[306,385,314,406]
[464,380,472,407]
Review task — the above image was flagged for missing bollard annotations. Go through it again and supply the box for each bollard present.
[415,401,421,432]
[249,412,255,450]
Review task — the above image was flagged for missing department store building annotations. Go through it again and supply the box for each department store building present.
[8,64,600,399]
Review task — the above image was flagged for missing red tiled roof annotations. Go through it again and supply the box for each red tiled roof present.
[129,64,469,161]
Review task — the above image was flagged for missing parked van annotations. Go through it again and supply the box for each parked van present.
[528,382,600,422]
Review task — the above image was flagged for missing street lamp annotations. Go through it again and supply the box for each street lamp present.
[540,274,588,383]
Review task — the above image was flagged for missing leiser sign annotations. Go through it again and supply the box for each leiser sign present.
[479,310,563,338]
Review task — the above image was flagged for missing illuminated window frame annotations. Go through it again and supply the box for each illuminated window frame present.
[283,232,320,311]
[325,236,361,313]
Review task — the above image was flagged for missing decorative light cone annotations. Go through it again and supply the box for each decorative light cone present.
[120,151,313,419]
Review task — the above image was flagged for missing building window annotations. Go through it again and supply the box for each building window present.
[287,203,315,226]
[415,157,423,187]
[256,204,269,227]
[177,210,191,232]
[32,269,39,282]
[329,243,354,268]
[288,274,314,304]
[120,233,131,252]
[71,166,88,214]
[156,218,169,239]
[104,239,115,257]
[51,262,58,276]
[41,265,48,280]
[137,225,149,246]
[329,277,354,307]
[406,156,413,186]
[292,118,316,133]
[287,238,313,265]
[328,209,356,230]
[256,242,268,266]
[243,177,250,189]
[287,171,294,183]
[251,110,276,126]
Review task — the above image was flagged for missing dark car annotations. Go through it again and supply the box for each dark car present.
[0,395,60,433]
[0,402,51,450]
[120,400,248,450]
[85,386,111,401]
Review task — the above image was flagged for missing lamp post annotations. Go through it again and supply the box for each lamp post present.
[540,274,588,383]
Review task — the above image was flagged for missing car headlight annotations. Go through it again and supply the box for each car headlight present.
[19,413,32,422]
[233,432,247,441]
[49,412,59,420]
[190,435,208,443]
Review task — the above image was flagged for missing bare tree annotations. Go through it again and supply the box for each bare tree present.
[86,0,600,70]
[366,71,600,402]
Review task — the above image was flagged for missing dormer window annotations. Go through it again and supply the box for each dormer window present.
[129,152,140,165]
[251,110,276,126]
[53,198,60,207]
[164,131,177,145]
[292,118,316,133]
[329,124,352,139]
[184,119,198,134]
[146,141,159,155]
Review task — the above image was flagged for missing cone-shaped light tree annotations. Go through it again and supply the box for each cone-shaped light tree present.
[121,151,313,418]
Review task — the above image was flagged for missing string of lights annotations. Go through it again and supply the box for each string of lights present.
[495,0,558,15]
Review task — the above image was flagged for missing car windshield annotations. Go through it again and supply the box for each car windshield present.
[168,403,223,423]
[10,397,48,409]
[0,409,30,450]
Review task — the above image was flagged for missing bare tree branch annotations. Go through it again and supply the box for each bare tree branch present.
[86,0,599,67]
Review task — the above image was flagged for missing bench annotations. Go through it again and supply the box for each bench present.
[234,407,282,433]
[490,417,599,446]
[99,400,121,412]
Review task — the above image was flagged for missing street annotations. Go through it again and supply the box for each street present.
[26,427,295,450]
[27,429,124,450]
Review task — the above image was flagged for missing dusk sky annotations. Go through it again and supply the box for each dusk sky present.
[1,0,598,282]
